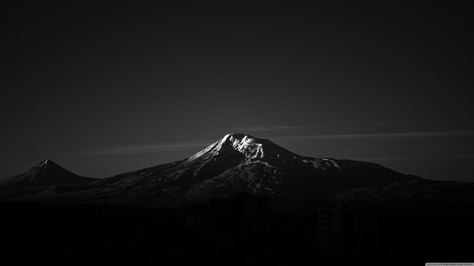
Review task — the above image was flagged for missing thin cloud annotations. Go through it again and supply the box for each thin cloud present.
[352,156,429,162]
[231,125,301,132]
[274,130,474,141]
[82,139,213,156]
[355,153,474,162]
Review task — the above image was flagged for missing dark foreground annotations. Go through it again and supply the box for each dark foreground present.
[1,197,474,266]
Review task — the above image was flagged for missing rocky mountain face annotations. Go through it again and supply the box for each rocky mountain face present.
[1,134,473,208]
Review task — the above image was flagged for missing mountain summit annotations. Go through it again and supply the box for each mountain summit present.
[188,133,301,162]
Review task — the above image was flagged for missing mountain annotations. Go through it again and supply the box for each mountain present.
[0,159,94,198]
[1,134,473,207]
[94,134,419,199]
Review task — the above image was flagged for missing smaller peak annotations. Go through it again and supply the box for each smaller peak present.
[34,159,59,168]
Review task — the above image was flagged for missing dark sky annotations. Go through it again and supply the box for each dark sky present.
[1,2,473,181]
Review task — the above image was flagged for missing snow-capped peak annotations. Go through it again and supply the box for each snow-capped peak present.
[188,133,298,162]
[226,134,264,159]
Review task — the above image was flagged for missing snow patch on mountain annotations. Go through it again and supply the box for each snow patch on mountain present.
[303,158,341,171]
[188,133,262,161]
[228,134,265,159]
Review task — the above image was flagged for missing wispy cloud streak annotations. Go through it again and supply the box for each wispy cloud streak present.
[231,125,301,132]
[354,153,474,162]
[274,130,474,141]
[82,140,213,156]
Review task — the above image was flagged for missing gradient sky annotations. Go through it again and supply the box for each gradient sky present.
[1,2,473,181]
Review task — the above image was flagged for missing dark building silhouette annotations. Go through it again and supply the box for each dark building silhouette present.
[182,194,379,253]
[316,208,343,251]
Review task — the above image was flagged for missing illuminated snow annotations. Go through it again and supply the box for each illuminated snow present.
[188,133,266,161]
[228,134,264,159]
